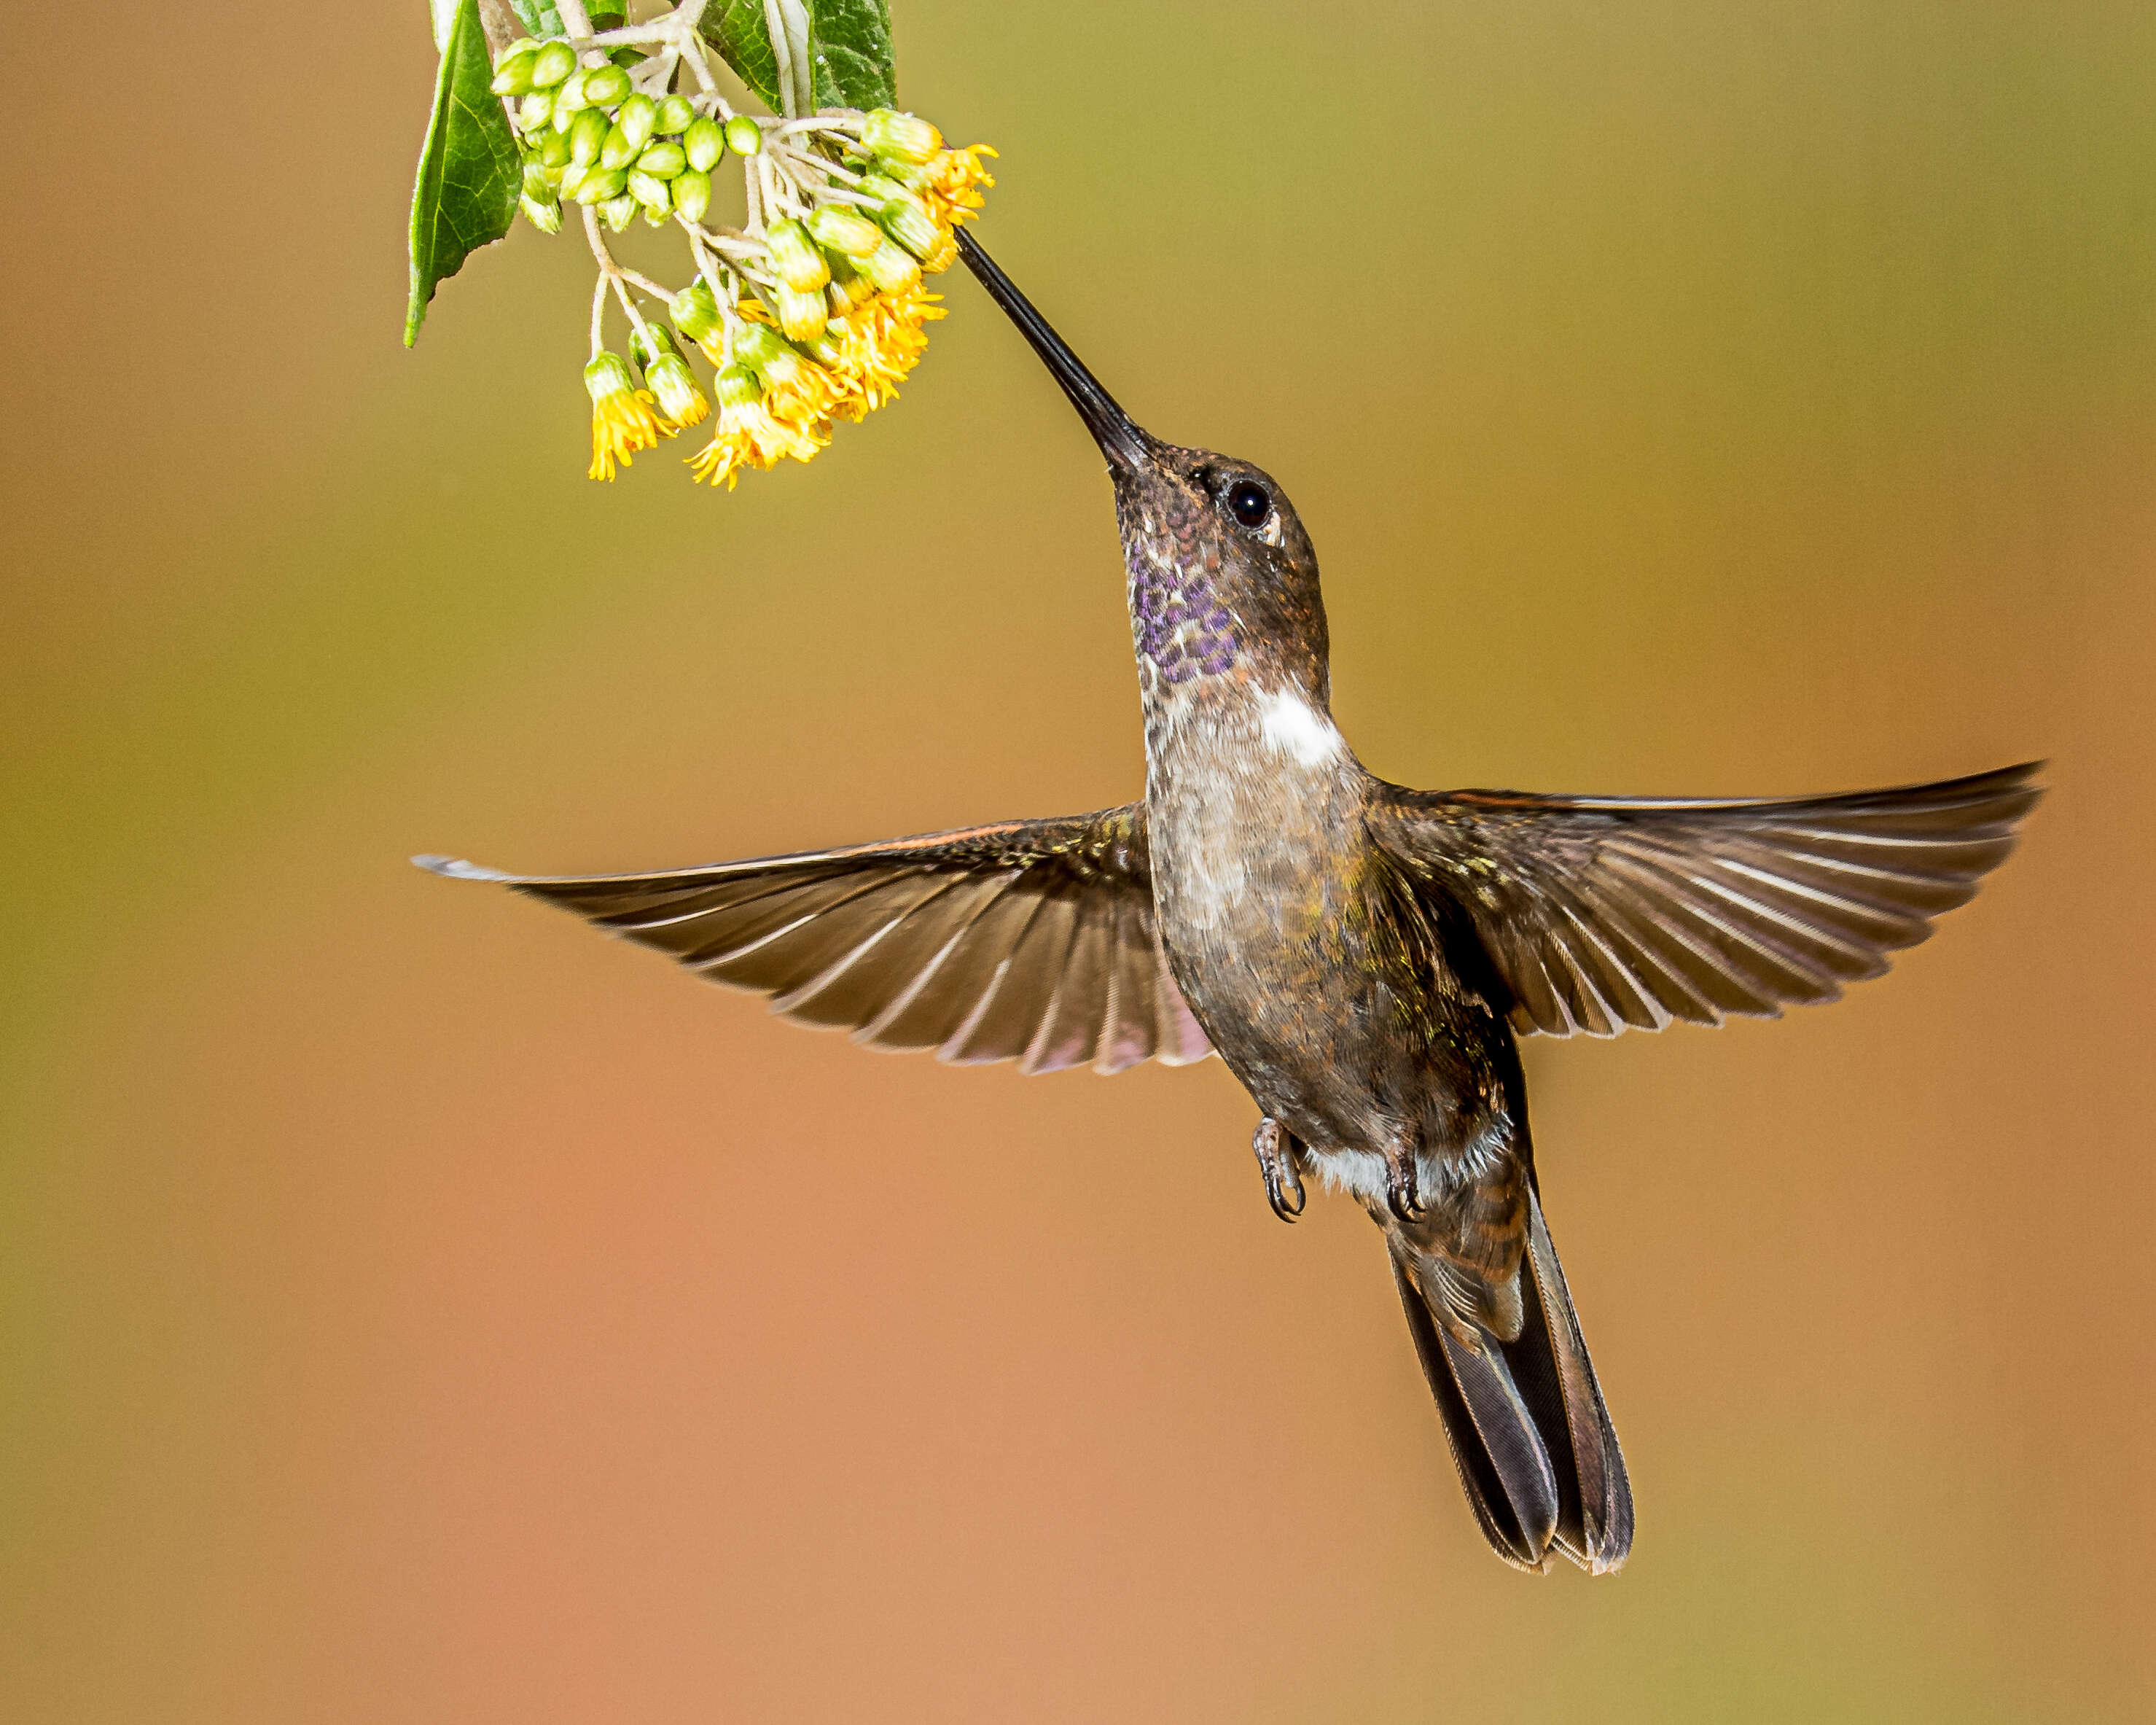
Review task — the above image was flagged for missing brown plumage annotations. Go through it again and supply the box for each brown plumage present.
[418,234,2041,1574]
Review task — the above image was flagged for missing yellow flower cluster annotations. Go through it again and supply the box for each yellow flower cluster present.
[493,12,999,493]
[657,109,988,491]
[556,103,991,485]
[552,95,992,491]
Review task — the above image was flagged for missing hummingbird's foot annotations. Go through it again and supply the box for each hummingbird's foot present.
[1251,1118,1306,1223]
[1383,1140,1426,1223]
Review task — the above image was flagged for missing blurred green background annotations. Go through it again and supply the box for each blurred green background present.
[4,1,2153,1718]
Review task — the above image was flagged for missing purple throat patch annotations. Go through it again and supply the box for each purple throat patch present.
[1131,569,1238,684]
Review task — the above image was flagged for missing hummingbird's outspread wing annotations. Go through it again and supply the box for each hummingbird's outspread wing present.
[1369,761,2042,1038]
[416,805,1211,1074]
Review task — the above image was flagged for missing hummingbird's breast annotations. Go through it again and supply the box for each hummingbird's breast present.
[1138,669,1392,1132]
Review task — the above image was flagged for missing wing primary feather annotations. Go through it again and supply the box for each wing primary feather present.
[851,874,1026,1046]
[765,875,973,1017]
[939,889,1066,1065]
[1018,888,1098,1075]
[684,873,913,976]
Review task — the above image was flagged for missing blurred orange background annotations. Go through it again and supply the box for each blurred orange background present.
[4,2,2153,1719]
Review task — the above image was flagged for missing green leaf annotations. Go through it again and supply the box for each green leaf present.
[507,1,626,39]
[700,0,895,116]
[507,0,561,34]
[807,0,895,111]
[699,0,786,113]
[405,0,523,346]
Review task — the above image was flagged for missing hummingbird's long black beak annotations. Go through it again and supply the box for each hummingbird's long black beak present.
[956,230,1151,470]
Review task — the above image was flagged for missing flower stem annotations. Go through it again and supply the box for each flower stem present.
[619,266,675,302]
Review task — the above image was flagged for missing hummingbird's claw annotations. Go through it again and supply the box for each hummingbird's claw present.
[1384,1144,1425,1224]
[1251,1118,1307,1223]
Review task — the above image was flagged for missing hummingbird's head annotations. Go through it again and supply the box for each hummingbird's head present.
[958,234,1331,706]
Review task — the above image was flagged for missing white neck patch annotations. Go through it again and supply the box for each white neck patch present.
[1257,686,1345,767]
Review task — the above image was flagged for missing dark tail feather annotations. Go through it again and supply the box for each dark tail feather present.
[1389,1191,1633,1573]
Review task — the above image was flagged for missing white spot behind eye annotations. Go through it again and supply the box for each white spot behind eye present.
[1259,513,1285,548]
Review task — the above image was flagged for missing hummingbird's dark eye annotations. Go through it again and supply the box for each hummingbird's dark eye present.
[1227,480,1271,528]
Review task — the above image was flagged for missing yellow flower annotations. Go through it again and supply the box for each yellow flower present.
[757,373,834,454]
[820,289,945,417]
[687,367,829,488]
[919,144,996,237]
[584,351,668,480]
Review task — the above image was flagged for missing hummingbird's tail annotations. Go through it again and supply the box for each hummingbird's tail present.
[1388,1191,1633,1573]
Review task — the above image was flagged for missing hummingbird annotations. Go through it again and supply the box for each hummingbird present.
[418,232,2041,1574]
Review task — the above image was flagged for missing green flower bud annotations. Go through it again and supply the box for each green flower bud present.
[715,365,762,408]
[521,158,553,199]
[601,192,638,233]
[649,354,706,421]
[856,235,922,295]
[797,327,845,368]
[637,140,687,178]
[528,39,577,89]
[861,108,942,165]
[569,166,628,205]
[671,168,712,224]
[654,94,697,135]
[826,251,877,309]
[757,340,823,395]
[772,282,829,343]
[854,173,910,203]
[765,219,830,293]
[671,279,722,343]
[539,126,573,169]
[635,336,708,426]
[585,348,637,398]
[517,92,555,133]
[617,93,657,152]
[628,170,673,214]
[724,115,763,157]
[569,106,609,166]
[580,63,631,109]
[520,192,563,234]
[491,50,540,96]
[732,323,789,370]
[877,196,943,261]
[600,122,637,170]
[552,69,591,119]
[684,116,725,171]
[807,204,883,258]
